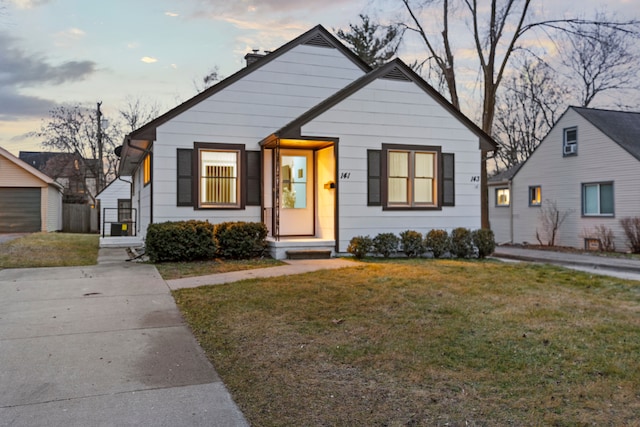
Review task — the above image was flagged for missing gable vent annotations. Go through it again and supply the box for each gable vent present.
[304,34,335,48]
[382,66,412,81]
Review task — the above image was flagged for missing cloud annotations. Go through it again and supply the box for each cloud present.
[0,33,96,87]
[0,32,95,119]
[7,0,51,9]
[54,27,86,47]
[0,87,58,120]
[141,56,158,63]
[165,11,179,17]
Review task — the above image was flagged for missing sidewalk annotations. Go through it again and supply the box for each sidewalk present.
[492,245,640,273]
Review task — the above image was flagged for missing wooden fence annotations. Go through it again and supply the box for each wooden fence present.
[62,203,99,233]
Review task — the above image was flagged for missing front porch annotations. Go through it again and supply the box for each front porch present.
[267,237,336,260]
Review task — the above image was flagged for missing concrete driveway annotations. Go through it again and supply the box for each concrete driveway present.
[0,249,248,427]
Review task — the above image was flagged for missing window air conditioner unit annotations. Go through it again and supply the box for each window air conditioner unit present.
[564,144,577,155]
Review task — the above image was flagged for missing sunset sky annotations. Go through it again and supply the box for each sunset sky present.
[1,0,638,156]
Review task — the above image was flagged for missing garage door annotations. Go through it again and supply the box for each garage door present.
[0,188,41,232]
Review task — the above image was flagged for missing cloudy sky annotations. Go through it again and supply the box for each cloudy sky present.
[1,0,638,156]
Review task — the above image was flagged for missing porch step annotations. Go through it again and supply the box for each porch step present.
[286,249,332,260]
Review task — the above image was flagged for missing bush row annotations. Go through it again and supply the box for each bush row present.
[347,228,495,260]
[146,220,268,263]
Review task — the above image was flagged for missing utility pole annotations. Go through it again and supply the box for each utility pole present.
[97,101,103,192]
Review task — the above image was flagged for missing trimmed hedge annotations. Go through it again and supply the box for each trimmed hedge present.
[214,221,268,259]
[473,228,496,258]
[450,227,474,258]
[400,230,424,258]
[146,220,217,263]
[373,233,400,258]
[347,235,373,259]
[425,229,450,259]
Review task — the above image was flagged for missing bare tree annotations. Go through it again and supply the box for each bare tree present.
[194,65,223,93]
[492,58,568,171]
[119,95,162,132]
[557,12,639,107]
[335,14,403,68]
[397,0,640,227]
[536,200,572,247]
[33,104,119,199]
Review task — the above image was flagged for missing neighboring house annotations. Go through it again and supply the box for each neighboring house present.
[95,176,132,237]
[118,25,496,258]
[19,151,97,203]
[489,106,640,251]
[0,146,63,232]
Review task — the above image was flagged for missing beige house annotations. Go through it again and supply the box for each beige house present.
[489,107,640,251]
[0,146,63,232]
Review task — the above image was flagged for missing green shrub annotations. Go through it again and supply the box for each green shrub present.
[400,230,424,258]
[425,229,450,258]
[472,228,496,258]
[347,235,373,259]
[373,233,400,258]
[214,222,268,259]
[450,227,474,258]
[146,220,217,263]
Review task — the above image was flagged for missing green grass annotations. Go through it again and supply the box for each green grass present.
[173,259,640,426]
[155,258,284,280]
[0,233,99,268]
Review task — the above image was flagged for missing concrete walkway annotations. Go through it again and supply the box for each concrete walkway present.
[166,258,360,290]
[492,245,640,273]
[0,249,248,427]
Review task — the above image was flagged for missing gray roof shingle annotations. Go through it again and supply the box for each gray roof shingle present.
[572,107,640,161]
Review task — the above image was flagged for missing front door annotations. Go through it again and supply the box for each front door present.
[279,149,314,236]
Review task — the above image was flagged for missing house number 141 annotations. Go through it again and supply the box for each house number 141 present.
[340,172,351,179]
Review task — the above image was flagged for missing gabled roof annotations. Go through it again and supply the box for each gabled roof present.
[0,146,64,190]
[488,163,522,184]
[126,25,370,144]
[19,151,97,179]
[264,58,497,152]
[572,107,640,161]
[118,25,372,176]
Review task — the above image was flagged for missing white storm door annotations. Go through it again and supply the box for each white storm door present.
[279,150,314,236]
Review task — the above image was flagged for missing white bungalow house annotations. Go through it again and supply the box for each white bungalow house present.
[489,106,640,251]
[118,25,496,258]
[96,176,133,245]
[0,146,63,233]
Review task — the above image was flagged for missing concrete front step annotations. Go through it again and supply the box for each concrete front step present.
[286,249,332,260]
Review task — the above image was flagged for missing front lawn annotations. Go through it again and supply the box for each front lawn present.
[0,233,99,268]
[173,259,640,426]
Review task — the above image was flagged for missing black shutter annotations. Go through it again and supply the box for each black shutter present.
[246,151,261,206]
[368,150,381,206]
[177,149,193,206]
[442,152,455,206]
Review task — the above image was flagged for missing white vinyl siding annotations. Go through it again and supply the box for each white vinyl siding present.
[148,43,365,227]
[96,177,131,234]
[510,108,640,249]
[301,77,482,253]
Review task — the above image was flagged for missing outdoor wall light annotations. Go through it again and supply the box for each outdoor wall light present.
[324,181,335,189]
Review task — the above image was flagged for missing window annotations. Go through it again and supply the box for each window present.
[199,150,239,207]
[143,154,151,186]
[529,186,541,206]
[387,149,436,207]
[495,188,510,206]
[368,145,454,209]
[563,127,577,156]
[583,182,613,216]
[177,145,259,209]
